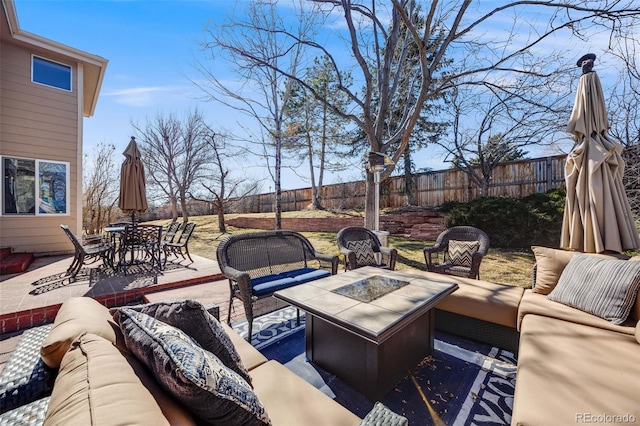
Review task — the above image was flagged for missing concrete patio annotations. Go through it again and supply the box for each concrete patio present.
[0,252,299,372]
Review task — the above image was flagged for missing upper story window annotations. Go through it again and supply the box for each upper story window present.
[32,55,72,91]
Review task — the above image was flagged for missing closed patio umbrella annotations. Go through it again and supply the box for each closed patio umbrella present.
[560,54,640,253]
[118,136,148,223]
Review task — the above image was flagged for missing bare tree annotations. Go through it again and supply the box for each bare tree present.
[190,133,258,233]
[201,1,639,227]
[133,109,214,222]
[195,0,316,229]
[437,67,574,195]
[605,37,640,217]
[82,143,119,234]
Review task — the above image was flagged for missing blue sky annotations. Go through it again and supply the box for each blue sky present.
[14,1,292,186]
[13,1,624,193]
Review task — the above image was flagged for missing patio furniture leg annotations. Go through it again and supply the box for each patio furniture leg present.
[66,255,80,276]
[227,279,234,325]
[184,246,193,263]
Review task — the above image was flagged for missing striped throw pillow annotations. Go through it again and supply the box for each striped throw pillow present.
[448,240,480,268]
[548,254,640,325]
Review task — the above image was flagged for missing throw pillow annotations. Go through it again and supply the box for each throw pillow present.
[548,254,640,325]
[531,246,578,294]
[346,240,377,266]
[116,308,271,426]
[531,246,630,295]
[111,299,251,385]
[41,296,124,368]
[630,256,640,321]
[447,240,479,268]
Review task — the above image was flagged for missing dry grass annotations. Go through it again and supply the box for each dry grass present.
[152,211,536,288]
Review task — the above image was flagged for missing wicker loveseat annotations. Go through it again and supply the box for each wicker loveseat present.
[216,230,339,343]
[0,297,408,426]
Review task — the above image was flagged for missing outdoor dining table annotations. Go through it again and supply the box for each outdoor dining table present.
[104,224,162,273]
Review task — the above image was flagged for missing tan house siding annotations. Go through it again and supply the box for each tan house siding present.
[0,0,107,254]
[1,44,79,253]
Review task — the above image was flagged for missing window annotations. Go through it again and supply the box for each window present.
[2,157,69,215]
[32,56,72,91]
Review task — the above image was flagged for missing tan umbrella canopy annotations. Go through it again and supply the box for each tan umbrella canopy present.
[118,136,148,222]
[560,54,640,253]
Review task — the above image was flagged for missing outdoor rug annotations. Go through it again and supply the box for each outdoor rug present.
[232,307,517,426]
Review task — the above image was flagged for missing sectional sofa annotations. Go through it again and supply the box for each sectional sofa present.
[434,246,640,425]
[0,297,407,426]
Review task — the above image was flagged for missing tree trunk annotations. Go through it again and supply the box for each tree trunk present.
[404,150,416,206]
[170,195,179,221]
[364,172,376,229]
[179,189,189,222]
[216,199,226,233]
[275,136,282,229]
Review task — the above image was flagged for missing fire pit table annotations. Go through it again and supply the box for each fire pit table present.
[274,266,458,400]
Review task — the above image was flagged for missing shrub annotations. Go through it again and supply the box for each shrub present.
[442,188,566,248]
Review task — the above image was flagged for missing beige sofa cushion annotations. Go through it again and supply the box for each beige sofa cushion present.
[517,289,636,334]
[435,275,524,328]
[221,322,268,371]
[44,333,170,426]
[40,297,123,368]
[636,320,640,344]
[126,355,196,425]
[512,315,640,426]
[250,360,361,426]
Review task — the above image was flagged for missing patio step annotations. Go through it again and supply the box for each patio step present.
[0,247,11,261]
[0,252,34,275]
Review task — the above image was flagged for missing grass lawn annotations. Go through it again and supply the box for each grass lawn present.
[153,211,536,288]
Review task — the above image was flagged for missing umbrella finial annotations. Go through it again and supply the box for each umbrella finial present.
[577,53,596,74]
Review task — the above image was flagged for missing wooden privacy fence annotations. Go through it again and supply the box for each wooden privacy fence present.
[230,154,568,213]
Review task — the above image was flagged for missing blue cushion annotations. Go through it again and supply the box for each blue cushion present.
[252,276,297,296]
[284,267,330,283]
[251,268,330,296]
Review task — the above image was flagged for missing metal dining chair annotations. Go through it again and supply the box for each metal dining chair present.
[163,222,196,266]
[60,225,114,281]
[119,224,163,274]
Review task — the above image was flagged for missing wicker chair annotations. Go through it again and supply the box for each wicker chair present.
[423,226,490,279]
[336,227,397,271]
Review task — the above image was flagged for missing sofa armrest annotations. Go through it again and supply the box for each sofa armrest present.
[314,252,339,275]
[423,243,445,268]
[359,402,408,426]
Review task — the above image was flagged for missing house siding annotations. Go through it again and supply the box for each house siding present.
[1,42,79,254]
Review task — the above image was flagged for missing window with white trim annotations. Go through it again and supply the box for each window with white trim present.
[2,157,70,215]
[32,55,72,91]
